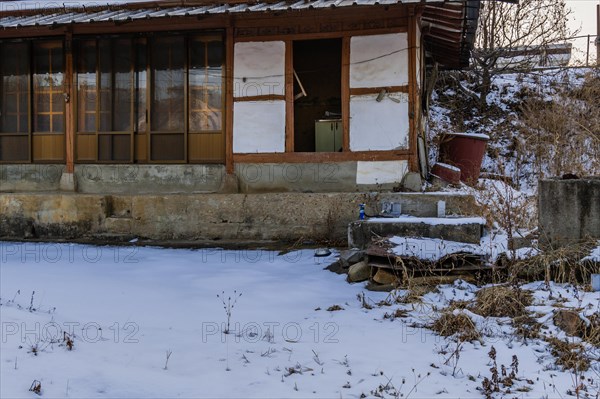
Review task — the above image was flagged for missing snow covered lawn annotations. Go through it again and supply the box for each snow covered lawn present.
[1,242,598,398]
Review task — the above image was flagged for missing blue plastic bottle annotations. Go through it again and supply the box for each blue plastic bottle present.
[359,204,365,220]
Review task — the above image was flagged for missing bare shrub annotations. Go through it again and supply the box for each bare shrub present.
[546,337,590,372]
[473,286,532,318]
[512,240,600,284]
[431,312,481,342]
[518,70,600,180]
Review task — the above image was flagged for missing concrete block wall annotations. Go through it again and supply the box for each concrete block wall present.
[539,177,600,248]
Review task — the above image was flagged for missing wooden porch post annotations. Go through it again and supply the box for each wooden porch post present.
[65,31,74,174]
[284,39,294,153]
[225,25,235,175]
[407,6,418,173]
[341,36,350,152]
[59,30,77,191]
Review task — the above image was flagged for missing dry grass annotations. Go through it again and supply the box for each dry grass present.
[473,286,532,318]
[383,308,409,320]
[519,70,600,180]
[546,337,590,372]
[583,313,600,346]
[512,240,599,284]
[512,314,543,340]
[431,312,481,342]
[384,285,432,305]
[446,300,471,312]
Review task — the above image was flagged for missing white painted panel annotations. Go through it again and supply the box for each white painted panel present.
[233,101,286,153]
[234,41,285,97]
[349,93,409,151]
[356,161,408,185]
[350,33,408,88]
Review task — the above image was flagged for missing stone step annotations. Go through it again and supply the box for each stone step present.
[376,192,479,218]
[348,215,486,249]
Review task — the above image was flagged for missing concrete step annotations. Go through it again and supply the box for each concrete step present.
[376,192,479,218]
[348,215,486,249]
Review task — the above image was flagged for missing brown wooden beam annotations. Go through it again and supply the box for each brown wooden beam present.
[234,94,286,102]
[284,39,294,153]
[64,31,75,173]
[349,86,409,96]
[233,150,411,164]
[225,25,235,175]
[341,35,350,152]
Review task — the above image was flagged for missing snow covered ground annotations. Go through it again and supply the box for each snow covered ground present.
[1,241,599,398]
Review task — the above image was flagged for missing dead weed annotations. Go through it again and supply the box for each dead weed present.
[473,285,532,318]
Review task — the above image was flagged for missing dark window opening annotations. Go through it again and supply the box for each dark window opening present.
[293,38,342,152]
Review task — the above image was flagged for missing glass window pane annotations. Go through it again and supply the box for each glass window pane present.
[33,41,64,133]
[112,39,132,132]
[77,40,97,132]
[1,42,29,134]
[189,36,223,133]
[134,39,147,133]
[207,40,223,68]
[151,36,184,132]
[99,39,112,132]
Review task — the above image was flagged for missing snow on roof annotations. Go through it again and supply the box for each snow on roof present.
[0,0,467,28]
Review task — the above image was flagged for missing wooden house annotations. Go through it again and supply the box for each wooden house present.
[0,0,479,193]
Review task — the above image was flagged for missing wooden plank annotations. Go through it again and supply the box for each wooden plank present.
[341,35,350,152]
[234,27,408,42]
[233,150,411,163]
[284,39,294,153]
[234,94,286,102]
[225,25,235,174]
[368,258,490,273]
[349,86,409,96]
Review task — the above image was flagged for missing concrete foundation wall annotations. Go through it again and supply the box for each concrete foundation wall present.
[74,165,226,194]
[539,177,600,248]
[1,163,414,194]
[0,192,479,242]
[0,164,65,192]
[235,162,407,193]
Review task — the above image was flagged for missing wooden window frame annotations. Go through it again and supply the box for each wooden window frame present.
[147,32,226,164]
[75,37,136,163]
[234,28,411,163]
[0,39,66,164]
[0,41,31,163]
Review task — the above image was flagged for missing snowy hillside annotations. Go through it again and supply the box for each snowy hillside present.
[428,67,600,194]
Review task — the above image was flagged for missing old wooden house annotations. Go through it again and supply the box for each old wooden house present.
[0,0,479,193]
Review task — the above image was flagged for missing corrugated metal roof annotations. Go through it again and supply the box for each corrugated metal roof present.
[0,0,456,28]
[0,0,480,69]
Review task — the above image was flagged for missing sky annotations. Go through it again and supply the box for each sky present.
[567,0,599,63]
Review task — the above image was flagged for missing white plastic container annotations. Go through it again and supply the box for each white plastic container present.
[592,274,600,292]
